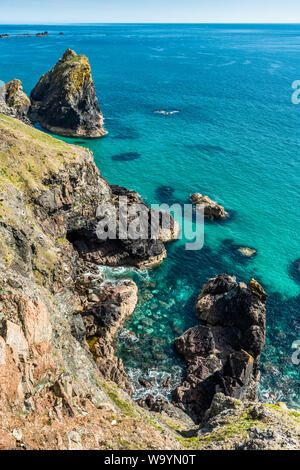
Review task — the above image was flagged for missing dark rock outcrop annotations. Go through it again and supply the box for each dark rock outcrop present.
[30,49,106,138]
[190,193,228,220]
[36,31,49,37]
[172,274,267,422]
[70,185,179,269]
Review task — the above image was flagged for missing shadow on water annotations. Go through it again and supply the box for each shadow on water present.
[108,119,140,140]
[111,152,141,161]
[187,143,239,156]
[288,258,300,286]
[155,185,176,205]
[220,238,257,264]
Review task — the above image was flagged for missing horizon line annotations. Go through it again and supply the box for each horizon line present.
[1,22,300,25]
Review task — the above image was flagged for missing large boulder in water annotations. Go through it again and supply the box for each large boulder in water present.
[190,193,228,220]
[172,274,267,422]
[30,49,106,138]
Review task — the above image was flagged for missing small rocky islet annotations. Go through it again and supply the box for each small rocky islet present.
[190,193,229,220]
[0,50,298,450]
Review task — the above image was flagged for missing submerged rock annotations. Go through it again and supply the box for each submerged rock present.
[172,274,267,422]
[190,193,228,220]
[289,257,300,285]
[237,246,257,257]
[30,48,106,138]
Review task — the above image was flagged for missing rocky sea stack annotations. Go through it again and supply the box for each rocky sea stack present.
[30,49,106,138]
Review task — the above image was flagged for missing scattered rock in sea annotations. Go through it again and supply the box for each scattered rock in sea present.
[190,193,228,220]
[154,110,179,115]
[30,48,106,138]
[138,378,152,388]
[118,328,139,343]
[36,31,49,37]
[237,246,257,257]
[172,274,268,422]
[161,376,171,388]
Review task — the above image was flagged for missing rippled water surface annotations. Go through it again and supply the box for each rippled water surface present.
[0,23,299,406]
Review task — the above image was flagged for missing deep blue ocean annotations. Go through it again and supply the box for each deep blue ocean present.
[0,24,299,407]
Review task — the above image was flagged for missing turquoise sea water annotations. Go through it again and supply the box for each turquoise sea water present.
[0,24,299,406]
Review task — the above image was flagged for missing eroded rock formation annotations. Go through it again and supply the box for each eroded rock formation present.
[70,184,179,269]
[0,79,31,123]
[172,274,267,422]
[190,193,228,220]
[30,49,106,138]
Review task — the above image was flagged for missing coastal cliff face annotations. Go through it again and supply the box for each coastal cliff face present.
[0,113,181,450]
[30,49,106,138]
[0,114,298,450]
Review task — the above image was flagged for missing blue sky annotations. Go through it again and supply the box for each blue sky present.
[0,0,300,24]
